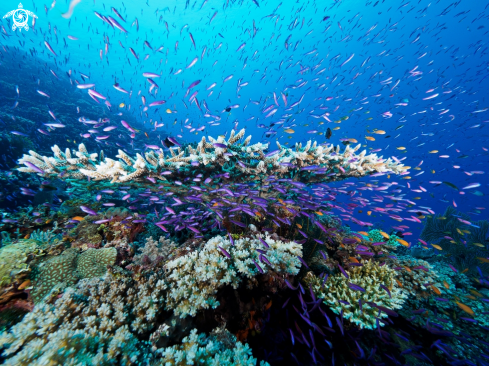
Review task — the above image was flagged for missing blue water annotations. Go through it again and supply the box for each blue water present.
[0,0,488,364]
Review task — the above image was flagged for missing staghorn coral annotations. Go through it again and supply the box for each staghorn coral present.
[0,271,167,366]
[30,247,117,303]
[17,131,408,186]
[304,260,406,329]
[164,233,302,318]
[154,328,269,366]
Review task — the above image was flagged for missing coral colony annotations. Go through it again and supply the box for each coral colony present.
[0,130,487,366]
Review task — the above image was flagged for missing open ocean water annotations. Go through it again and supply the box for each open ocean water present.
[0,0,488,365]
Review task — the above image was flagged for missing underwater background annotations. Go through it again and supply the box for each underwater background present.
[0,0,488,364]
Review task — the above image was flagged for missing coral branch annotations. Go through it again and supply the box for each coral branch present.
[17,130,408,187]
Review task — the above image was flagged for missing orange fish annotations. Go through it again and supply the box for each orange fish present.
[395,279,403,287]
[349,257,359,263]
[469,289,483,298]
[24,234,30,239]
[403,266,412,272]
[18,280,31,290]
[296,223,303,229]
[380,231,390,239]
[431,285,441,295]
[315,211,323,216]
[477,257,489,264]
[72,216,84,221]
[367,211,372,216]
[264,300,272,311]
[461,268,469,274]
[443,281,450,289]
[396,238,410,247]
[358,231,369,236]
[455,301,474,316]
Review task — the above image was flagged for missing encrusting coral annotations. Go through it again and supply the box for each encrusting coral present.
[164,233,302,318]
[17,130,408,186]
[30,247,117,303]
[304,260,406,329]
[0,241,41,287]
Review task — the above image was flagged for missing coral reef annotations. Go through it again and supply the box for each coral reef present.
[420,206,489,275]
[0,241,41,287]
[154,328,269,366]
[30,247,117,303]
[304,260,406,329]
[164,233,302,317]
[0,271,166,366]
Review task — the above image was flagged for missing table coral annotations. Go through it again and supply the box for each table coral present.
[164,234,302,318]
[304,260,406,329]
[17,132,407,186]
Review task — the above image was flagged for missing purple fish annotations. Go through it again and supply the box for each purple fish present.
[80,206,97,216]
[218,246,231,259]
[23,161,44,174]
[338,264,349,279]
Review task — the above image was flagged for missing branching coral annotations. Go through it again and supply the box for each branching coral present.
[17,131,407,186]
[164,234,302,318]
[0,272,167,365]
[154,328,269,366]
[304,260,406,329]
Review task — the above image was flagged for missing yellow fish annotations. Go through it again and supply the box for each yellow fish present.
[432,244,443,250]
[397,147,406,150]
[365,136,375,141]
[358,231,369,236]
[284,129,295,133]
[119,103,125,108]
[429,150,438,153]
[374,130,386,134]
[380,231,390,239]
[367,211,372,216]
[166,109,172,113]
[333,127,341,130]
[477,257,489,263]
